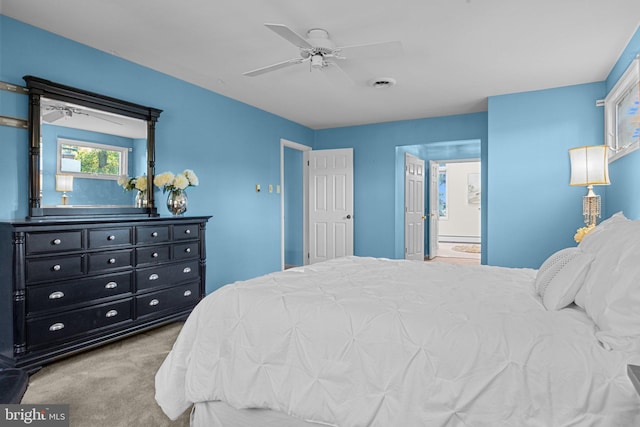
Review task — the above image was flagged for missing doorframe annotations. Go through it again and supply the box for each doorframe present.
[430,158,482,254]
[280,139,312,271]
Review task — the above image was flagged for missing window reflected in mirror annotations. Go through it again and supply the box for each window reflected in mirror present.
[57,139,128,178]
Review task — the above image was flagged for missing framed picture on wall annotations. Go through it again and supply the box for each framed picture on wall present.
[605,57,640,162]
[467,173,480,204]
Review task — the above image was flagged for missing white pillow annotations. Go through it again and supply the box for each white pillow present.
[574,211,629,308]
[575,218,640,350]
[535,247,594,310]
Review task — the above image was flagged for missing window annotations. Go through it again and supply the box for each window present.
[57,138,128,180]
[605,57,640,162]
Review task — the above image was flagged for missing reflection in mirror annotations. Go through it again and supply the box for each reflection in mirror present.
[39,97,148,208]
[25,75,161,218]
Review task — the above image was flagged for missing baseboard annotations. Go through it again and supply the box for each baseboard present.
[438,235,480,244]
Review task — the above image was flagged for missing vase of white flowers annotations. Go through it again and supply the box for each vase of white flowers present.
[154,169,198,215]
[118,175,148,207]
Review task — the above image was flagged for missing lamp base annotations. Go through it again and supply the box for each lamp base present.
[583,185,600,227]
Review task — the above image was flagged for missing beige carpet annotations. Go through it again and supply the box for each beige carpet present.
[22,322,190,427]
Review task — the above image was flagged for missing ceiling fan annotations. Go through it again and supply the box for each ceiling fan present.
[42,104,123,125]
[243,24,402,79]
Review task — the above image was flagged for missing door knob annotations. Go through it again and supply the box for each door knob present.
[346,215,352,219]
[421,215,427,220]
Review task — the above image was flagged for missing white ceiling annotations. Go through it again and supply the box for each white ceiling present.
[3,0,640,130]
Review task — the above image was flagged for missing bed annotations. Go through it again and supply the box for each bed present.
[156,213,640,426]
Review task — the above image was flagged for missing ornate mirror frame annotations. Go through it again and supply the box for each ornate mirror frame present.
[24,76,162,218]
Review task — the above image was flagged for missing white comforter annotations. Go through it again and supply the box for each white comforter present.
[156,257,640,426]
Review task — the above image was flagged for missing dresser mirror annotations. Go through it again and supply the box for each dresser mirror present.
[24,76,162,218]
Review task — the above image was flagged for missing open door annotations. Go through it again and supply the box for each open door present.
[306,148,354,264]
[404,153,425,260]
[428,160,440,259]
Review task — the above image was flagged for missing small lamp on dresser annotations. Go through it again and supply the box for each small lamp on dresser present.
[55,174,73,205]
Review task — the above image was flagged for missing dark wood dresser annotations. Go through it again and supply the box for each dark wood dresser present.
[0,216,210,371]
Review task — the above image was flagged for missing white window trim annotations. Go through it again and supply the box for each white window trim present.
[56,138,129,180]
[604,57,640,163]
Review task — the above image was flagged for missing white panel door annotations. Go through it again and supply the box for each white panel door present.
[307,148,353,264]
[428,160,440,260]
[405,153,425,260]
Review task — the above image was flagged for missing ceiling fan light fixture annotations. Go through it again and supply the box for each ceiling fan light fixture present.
[311,54,324,69]
[369,78,396,89]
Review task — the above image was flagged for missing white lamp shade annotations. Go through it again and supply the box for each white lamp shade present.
[569,145,610,186]
[55,174,74,192]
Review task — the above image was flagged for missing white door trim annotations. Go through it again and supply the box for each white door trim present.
[280,139,312,271]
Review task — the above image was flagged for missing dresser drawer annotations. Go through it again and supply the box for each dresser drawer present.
[26,231,82,254]
[173,223,199,240]
[27,299,132,348]
[27,271,133,313]
[88,249,133,273]
[136,225,170,244]
[136,245,171,266]
[173,242,199,260]
[136,282,200,318]
[26,255,84,283]
[88,227,132,249]
[136,260,200,291]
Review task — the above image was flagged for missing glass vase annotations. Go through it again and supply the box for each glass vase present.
[134,190,148,208]
[167,190,188,216]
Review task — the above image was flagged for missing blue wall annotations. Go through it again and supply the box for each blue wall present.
[605,26,640,219]
[284,147,303,266]
[487,83,606,268]
[1,15,639,284]
[314,113,488,260]
[0,16,314,292]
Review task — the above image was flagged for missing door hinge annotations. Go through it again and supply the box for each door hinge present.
[307,252,310,259]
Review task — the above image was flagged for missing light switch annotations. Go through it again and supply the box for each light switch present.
[276,185,281,194]
[268,184,273,193]
[255,184,261,192]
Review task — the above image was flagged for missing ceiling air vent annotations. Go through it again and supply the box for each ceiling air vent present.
[369,78,396,89]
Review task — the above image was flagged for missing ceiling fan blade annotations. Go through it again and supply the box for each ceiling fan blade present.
[264,24,313,49]
[243,58,304,77]
[323,60,355,85]
[43,110,65,123]
[336,40,403,60]
[88,111,124,125]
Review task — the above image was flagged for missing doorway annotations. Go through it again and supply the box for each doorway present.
[280,140,354,270]
[430,159,481,261]
[281,139,311,270]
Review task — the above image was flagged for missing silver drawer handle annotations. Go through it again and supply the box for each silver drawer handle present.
[107,235,116,241]
[52,238,62,245]
[105,281,118,289]
[185,229,191,234]
[108,258,116,264]
[149,273,159,281]
[49,323,64,332]
[151,231,158,237]
[183,267,191,274]
[152,252,159,258]
[105,310,118,318]
[185,248,191,253]
[183,290,192,297]
[49,291,65,299]
[52,264,61,271]
[149,299,160,306]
